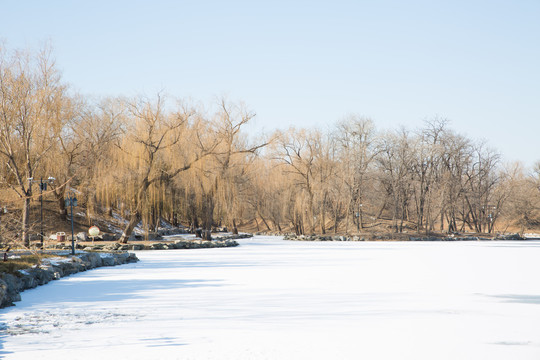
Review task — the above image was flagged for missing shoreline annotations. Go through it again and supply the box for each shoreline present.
[45,233,251,252]
[0,251,139,308]
[280,232,535,242]
[0,233,252,309]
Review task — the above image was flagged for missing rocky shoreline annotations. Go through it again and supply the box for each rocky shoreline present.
[47,239,240,252]
[47,234,250,252]
[0,251,139,308]
[0,233,251,309]
[283,233,527,242]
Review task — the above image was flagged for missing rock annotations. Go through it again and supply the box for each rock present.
[173,240,187,249]
[127,253,139,263]
[0,274,23,306]
[146,232,163,241]
[0,279,9,307]
[77,232,88,241]
[0,251,138,308]
[77,252,103,269]
[101,233,116,242]
[104,243,121,251]
[100,255,116,266]
[150,243,167,250]
[495,233,524,240]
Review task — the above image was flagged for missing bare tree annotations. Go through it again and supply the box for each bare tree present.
[212,99,263,234]
[0,46,70,246]
[334,115,378,232]
[410,118,448,233]
[462,141,500,233]
[376,129,416,232]
[533,161,540,194]
[273,128,320,234]
[115,95,211,243]
[498,162,539,235]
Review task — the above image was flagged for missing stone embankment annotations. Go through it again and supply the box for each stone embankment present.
[47,234,251,252]
[283,233,526,242]
[0,251,139,308]
[96,238,241,251]
[284,234,367,242]
[0,233,252,309]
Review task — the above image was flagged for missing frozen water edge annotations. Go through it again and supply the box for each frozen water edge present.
[1,236,540,359]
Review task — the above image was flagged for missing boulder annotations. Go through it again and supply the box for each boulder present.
[0,251,139,308]
[495,233,524,240]
[0,274,22,306]
[100,255,116,266]
[150,243,167,250]
[0,279,8,307]
[104,243,121,251]
[146,232,163,241]
[101,233,116,242]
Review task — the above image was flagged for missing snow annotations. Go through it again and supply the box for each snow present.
[2,237,540,359]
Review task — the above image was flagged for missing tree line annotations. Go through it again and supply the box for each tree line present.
[1,46,539,246]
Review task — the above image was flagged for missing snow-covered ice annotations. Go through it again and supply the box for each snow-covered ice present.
[1,236,540,359]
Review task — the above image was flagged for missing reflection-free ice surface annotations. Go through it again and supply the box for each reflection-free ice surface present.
[2,236,540,359]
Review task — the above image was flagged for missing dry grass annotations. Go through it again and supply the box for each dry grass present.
[0,254,60,275]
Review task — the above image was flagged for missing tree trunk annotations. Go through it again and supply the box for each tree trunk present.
[344,199,351,234]
[55,189,68,220]
[294,211,303,235]
[376,196,388,220]
[232,218,238,235]
[258,211,272,231]
[119,211,141,243]
[202,230,212,240]
[319,192,327,234]
[359,205,364,230]
[440,209,445,232]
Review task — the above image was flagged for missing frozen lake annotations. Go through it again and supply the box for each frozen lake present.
[2,236,540,359]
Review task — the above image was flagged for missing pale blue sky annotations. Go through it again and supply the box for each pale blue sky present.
[1,0,539,167]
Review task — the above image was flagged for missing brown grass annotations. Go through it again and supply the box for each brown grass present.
[0,254,60,275]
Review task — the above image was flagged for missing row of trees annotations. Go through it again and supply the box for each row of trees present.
[1,47,539,246]
[265,117,539,236]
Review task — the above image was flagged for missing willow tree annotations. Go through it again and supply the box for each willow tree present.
[0,46,70,246]
[248,157,288,232]
[41,94,90,220]
[272,128,321,234]
[72,97,125,222]
[113,95,214,243]
[211,99,266,234]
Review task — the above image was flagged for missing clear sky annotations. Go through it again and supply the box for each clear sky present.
[1,0,539,167]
